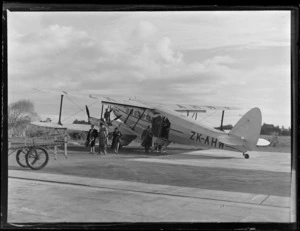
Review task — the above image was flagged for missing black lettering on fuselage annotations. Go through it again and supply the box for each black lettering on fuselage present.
[196,133,202,142]
[190,131,196,140]
[219,142,224,149]
[204,136,210,144]
[190,131,224,150]
[211,137,217,147]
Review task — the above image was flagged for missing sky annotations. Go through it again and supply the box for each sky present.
[7,10,291,128]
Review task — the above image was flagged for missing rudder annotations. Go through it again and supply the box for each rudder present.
[229,107,262,150]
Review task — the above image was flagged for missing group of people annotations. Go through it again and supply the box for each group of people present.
[86,124,122,155]
[87,124,167,154]
[86,109,169,154]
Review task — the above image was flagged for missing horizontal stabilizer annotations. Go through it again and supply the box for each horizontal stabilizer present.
[218,134,245,146]
[257,138,270,146]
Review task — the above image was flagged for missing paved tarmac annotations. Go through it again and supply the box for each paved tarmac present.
[7,146,293,223]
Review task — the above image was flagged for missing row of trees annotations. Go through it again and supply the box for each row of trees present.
[217,123,291,136]
[260,123,291,136]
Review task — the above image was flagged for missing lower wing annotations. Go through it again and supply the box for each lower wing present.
[30,122,95,131]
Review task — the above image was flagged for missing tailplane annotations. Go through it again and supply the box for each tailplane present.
[229,107,262,150]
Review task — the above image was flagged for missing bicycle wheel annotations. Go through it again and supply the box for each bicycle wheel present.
[16,149,29,168]
[26,147,49,170]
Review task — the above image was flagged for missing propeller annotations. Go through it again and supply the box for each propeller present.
[85,105,90,123]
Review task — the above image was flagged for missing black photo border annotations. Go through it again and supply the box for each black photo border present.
[1,2,299,230]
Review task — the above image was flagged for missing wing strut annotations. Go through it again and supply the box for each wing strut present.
[191,112,198,120]
[220,110,225,131]
[132,109,146,130]
[58,94,64,125]
[124,109,133,124]
[100,104,104,120]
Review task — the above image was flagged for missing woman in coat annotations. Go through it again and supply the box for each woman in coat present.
[99,123,108,155]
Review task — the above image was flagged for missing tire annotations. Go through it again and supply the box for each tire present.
[243,153,250,159]
[16,149,29,168]
[26,147,49,170]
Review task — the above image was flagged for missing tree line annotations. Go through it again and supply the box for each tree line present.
[260,123,291,136]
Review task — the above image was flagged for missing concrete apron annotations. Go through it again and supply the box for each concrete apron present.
[8,170,290,223]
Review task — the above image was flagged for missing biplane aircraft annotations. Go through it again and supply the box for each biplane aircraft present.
[31,92,270,159]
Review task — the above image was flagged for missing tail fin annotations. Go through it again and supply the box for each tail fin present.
[229,107,262,150]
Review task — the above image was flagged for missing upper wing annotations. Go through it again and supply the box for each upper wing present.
[160,103,241,113]
[101,97,152,110]
[91,94,241,115]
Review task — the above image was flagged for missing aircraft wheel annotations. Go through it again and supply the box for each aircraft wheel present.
[243,153,249,159]
[16,149,29,168]
[26,147,49,170]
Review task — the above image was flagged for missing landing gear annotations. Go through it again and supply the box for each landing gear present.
[243,153,249,159]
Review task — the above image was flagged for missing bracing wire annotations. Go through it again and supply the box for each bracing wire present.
[64,95,84,111]
[62,96,99,122]
[199,111,218,122]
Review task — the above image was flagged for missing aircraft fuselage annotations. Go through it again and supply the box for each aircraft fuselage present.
[112,105,247,153]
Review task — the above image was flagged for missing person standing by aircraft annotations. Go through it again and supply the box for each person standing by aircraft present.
[99,123,108,155]
[111,127,122,154]
[104,108,113,125]
[161,117,171,139]
[86,125,98,154]
[141,126,153,153]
